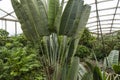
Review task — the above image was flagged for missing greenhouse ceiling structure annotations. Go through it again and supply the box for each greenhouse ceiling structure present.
[0,0,120,36]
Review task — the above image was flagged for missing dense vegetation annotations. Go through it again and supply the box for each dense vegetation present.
[0,0,118,80]
[1,28,120,80]
[0,29,44,80]
[11,0,91,80]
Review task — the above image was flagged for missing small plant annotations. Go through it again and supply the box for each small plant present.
[0,29,9,46]
[113,65,120,74]
[0,46,43,80]
[75,45,90,58]
[79,28,95,49]
[104,50,119,69]
[0,32,44,80]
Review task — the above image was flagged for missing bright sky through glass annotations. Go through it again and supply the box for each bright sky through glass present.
[0,0,22,36]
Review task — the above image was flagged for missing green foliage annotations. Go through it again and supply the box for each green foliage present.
[0,29,9,46]
[40,34,81,80]
[90,32,120,60]
[11,0,91,40]
[93,66,103,80]
[92,41,106,60]
[11,0,91,80]
[78,64,88,80]
[75,45,90,58]
[79,28,95,48]
[80,60,120,80]
[103,50,120,75]
[78,61,107,80]
[114,31,120,50]
[113,65,120,74]
[104,50,119,68]
[75,28,95,59]
[103,35,117,54]
[0,29,9,38]
[6,34,28,48]
[93,31,120,60]
[0,34,44,80]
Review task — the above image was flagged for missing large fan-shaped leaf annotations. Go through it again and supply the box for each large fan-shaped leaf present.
[93,66,103,80]
[26,0,49,36]
[108,50,119,65]
[67,57,79,80]
[11,0,49,41]
[59,0,81,36]
[75,4,91,38]
[48,0,60,32]
[104,50,119,68]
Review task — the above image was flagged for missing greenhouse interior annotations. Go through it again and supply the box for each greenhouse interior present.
[0,0,120,80]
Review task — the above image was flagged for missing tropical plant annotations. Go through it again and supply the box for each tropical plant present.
[102,50,120,80]
[11,0,91,80]
[75,28,95,59]
[0,29,9,38]
[79,28,95,48]
[75,45,90,58]
[92,34,118,60]
[0,32,44,80]
[79,60,120,80]
[94,32,120,60]
[113,65,120,74]
[5,34,28,49]
[104,50,119,69]
[0,29,9,46]
[0,46,43,80]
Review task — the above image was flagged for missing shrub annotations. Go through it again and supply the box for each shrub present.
[75,45,90,58]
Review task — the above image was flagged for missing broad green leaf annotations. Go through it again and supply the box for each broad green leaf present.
[54,6,62,33]
[75,4,91,39]
[93,66,103,80]
[67,57,79,80]
[11,0,49,41]
[81,72,93,80]
[59,0,80,36]
[104,50,119,68]
[108,50,119,65]
[41,0,48,12]
[26,0,49,36]
[59,36,69,65]
[11,0,35,41]
[48,0,60,32]
[66,39,77,64]
[67,0,84,36]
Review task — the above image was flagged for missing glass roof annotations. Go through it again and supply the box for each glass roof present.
[0,0,22,35]
[85,0,120,35]
[0,0,120,35]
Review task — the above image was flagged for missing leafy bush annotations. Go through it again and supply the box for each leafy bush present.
[75,45,90,58]
[0,33,44,80]
[79,28,95,49]
[113,65,120,74]
[75,28,95,59]
[103,50,119,69]
[0,46,43,80]
[92,41,106,60]
[0,29,9,46]
[0,29,9,38]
